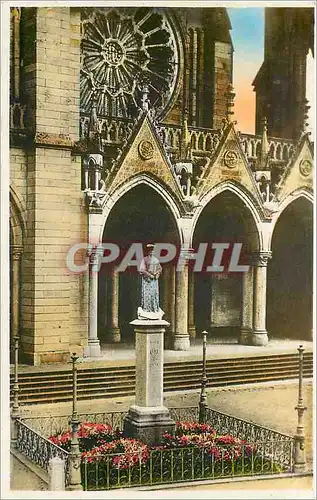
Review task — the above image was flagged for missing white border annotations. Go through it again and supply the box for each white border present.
[1,2,316,499]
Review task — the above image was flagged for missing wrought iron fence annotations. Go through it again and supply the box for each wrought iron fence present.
[81,441,293,491]
[21,408,196,438]
[16,419,70,486]
[205,408,294,469]
[19,406,295,488]
[169,406,198,423]
[21,411,129,438]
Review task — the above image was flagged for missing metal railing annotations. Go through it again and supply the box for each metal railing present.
[21,405,293,446]
[21,411,129,438]
[81,441,293,490]
[205,408,294,469]
[19,405,295,489]
[16,419,70,486]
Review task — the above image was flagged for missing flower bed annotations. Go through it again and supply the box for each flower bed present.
[50,421,285,490]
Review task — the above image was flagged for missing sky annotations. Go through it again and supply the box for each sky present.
[228,7,315,138]
[227,7,265,134]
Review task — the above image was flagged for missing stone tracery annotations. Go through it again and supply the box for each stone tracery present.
[80,7,179,118]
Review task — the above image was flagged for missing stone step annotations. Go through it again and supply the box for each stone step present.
[10,354,312,385]
[11,359,312,391]
[10,353,313,405]
[11,351,312,382]
[15,371,312,406]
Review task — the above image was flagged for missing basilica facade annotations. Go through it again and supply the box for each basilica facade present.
[9,6,313,365]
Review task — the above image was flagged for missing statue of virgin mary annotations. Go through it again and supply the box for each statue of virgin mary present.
[137,244,164,320]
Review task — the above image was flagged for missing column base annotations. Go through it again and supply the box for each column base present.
[123,405,175,445]
[293,435,306,472]
[239,328,251,345]
[107,327,121,343]
[188,325,196,338]
[83,340,101,357]
[173,335,190,351]
[249,331,268,346]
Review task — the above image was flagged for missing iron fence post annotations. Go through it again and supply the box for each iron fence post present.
[68,353,83,490]
[199,331,208,424]
[293,344,307,472]
[11,335,20,448]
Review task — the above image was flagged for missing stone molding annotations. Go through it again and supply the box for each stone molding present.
[34,132,74,149]
[251,251,272,267]
[11,245,23,260]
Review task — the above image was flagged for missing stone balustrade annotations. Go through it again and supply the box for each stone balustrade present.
[79,115,135,145]
[239,133,295,163]
[9,107,297,166]
[79,114,222,155]
[156,123,222,154]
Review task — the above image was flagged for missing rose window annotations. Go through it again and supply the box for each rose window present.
[80,7,179,118]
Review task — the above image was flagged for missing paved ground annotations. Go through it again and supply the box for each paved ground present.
[19,380,313,463]
[10,380,313,495]
[145,475,314,497]
[10,455,47,491]
[13,338,313,371]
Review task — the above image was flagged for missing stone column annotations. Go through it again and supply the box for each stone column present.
[124,319,175,444]
[188,270,196,338]
[250,251,272,346]
[84,250,101,357]
[174,263,190,350]
[11,245,23,346]
[240,265,254,345]
[161,266,169,319]
[162,266,175,347]
[167,266,176,334]
[107,267,120,342]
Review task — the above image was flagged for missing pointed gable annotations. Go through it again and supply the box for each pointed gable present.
[107,114,184,201]
[275,135,314,202]
[196,123,264,207]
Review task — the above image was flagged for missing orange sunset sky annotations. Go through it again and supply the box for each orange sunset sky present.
[229,7,315,138]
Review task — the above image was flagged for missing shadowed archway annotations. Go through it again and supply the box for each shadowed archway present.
[193,190,260,341]
[267,197,313,340]
[100,184,180,342]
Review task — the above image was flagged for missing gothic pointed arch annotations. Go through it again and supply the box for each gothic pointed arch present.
[99,173,183,244]
[192,181,262,251]
[10,186,26,247]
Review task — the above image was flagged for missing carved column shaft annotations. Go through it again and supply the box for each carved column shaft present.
[11,8,21,100]
[94,169,100,191]
[84,250,101,357]
[11,245,23,343]
[164,266,175,336]
[240,265,254,345]
[174,263,190,351]
[188,270,196,338]
[191,29,198,126]
[250,252,271,346]
[108,266,120,343]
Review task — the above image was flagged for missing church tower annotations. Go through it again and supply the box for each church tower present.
[253,7,314,139]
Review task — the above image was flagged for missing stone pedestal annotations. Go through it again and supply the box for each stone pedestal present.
[123,319,175,445]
